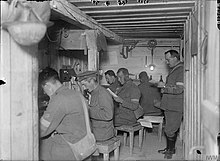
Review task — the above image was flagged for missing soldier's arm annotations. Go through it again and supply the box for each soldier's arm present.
[40,96,66,137]
[121,86,141,111]
[163,70,184,95]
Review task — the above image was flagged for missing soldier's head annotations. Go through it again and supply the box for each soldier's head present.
[139,71,149,83]
[164,50,180,68]
[117,68,129,85]
[39,67,62,97]
[77,71,98,92]
[104,70,116,85]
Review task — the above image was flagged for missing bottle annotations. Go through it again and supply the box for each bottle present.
[159,75,164,82]
[149,75,152,80]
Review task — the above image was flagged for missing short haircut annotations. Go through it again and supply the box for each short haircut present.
[39,67,60,86]
[104,70,116,77]
[117,68,129,76]
[164,50,180,61]
[139,71,149,80]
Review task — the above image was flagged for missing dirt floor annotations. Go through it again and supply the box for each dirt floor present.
[93,127,184,161]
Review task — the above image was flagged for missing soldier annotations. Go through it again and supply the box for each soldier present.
[77,71,115,142]
[39,67,87,160]
[138,71,162,116]
[113,68,143,126]
[104,70,121,93]
[157,50,184,159]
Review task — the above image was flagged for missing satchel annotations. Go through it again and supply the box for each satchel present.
[62,94,97,160]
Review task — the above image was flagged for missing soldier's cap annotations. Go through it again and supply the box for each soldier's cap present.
[77,71,98,81]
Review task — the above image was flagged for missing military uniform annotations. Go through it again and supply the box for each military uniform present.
[138,80,162,115]
[89,85,115,141]
[161,62,184,137]
[77,71,115,142]
[109,78,121,93]
[40,86,86,160]
[114,79,141,126]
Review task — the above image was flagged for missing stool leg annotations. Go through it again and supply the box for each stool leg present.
[139,128,143,149]
[123,132,127,147]
[158,122,162,142]
[114,147,120,160]
[115,129,118,136]
[129,132,134,155]
[103,153,109,161]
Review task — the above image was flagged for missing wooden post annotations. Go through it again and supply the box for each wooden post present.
[0,28,39,159]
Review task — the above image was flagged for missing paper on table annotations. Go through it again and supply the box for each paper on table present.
[138,119,153,128]
[106,88,118,98]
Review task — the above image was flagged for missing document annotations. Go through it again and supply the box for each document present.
[106,88,118,98]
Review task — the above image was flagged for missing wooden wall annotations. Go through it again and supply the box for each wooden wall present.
[0,24,39,160]
[184,0,220,159]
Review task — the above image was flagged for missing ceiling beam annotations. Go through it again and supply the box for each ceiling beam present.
[50,0,124,43]
[92,12,190,19]
[84,7,193,15]
[112,29,183,32]
[109,26,184,30]
[104,22,185,28]
[101,19,186,25]
[78,1,195,10]
[96,16,188,23]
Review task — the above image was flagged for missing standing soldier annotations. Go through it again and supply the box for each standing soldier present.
[158,50,184,159]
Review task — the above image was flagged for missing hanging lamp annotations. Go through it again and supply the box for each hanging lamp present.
[147,40,157,71]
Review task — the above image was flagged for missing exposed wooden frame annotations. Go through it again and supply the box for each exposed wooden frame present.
[50,0,124,43]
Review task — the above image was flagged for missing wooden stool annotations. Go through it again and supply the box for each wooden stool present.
[143,115,164,142]
[96,137,120,161]
[115,123,144,155]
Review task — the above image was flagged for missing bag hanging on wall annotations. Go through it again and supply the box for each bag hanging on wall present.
[2,0,51,46]
[61,94,97,160]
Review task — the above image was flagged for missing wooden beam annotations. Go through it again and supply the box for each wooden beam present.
[104,22,185,28]
[93,12,190,20]
[50,0,124,43]
[79,1,195,10]
[96,16,188,23]
[84,7,193,15]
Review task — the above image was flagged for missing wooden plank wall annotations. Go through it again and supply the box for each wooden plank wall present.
[0,27,39,160]
[184,0,220,159]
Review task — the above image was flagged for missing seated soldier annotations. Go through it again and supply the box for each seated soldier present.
[77,71,115,142]
[138,71,162,116]
[113,68,142,126]
[39,67,87,160]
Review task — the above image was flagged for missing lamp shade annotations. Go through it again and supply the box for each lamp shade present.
[149,64,155,71]
[3,21,47,46]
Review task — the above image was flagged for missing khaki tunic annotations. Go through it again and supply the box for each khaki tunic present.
[114,80,141,126]
[40,86,87,160]
[161,63,184,137]
[89,85,115,141]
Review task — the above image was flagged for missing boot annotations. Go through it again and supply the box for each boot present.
[164,134,177,159]
[158,134,169,154]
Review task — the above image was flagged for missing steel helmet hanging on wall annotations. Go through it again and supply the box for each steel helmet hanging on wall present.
[2,0,51,46]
